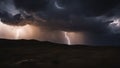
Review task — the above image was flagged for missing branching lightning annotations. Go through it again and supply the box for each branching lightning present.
[64,32,71,45]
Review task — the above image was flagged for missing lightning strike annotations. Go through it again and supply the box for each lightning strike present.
[64,32,71,45]
[0,19,39,39]
[15,28,22,39]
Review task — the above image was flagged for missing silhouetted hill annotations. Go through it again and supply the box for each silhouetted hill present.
[0,39,58,47]
[0,39,120,68]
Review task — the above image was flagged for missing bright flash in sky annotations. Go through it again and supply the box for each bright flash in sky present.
[0,19,86,45]
[64,32,71,45]
[14,25,35,39]
[0,19,39,39]
[110,19,120,27]
[109,19,120,33]
[15,28,22,39]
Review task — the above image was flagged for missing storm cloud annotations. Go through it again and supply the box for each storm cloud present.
[0,0,120,33]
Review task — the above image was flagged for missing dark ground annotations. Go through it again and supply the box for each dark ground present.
[0,39,120,68]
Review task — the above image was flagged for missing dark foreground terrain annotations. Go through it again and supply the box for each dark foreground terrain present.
[0,39,120,68]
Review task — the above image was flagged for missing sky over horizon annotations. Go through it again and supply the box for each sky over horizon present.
[0,0,120,45]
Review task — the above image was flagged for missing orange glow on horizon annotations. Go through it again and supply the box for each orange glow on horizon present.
[0,19,40,40]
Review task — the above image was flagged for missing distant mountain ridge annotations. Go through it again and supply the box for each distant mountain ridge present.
[0,39,49,45]
[0,38,119,48]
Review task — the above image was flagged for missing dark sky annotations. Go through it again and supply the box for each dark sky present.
[0,0,120,45]
[0,0,119,32]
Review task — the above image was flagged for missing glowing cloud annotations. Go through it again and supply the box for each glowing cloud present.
[0,19,40,39]
[110,19,120,27]
[54,1,64,9]
[109,18,120,33]
[14,25,36,39]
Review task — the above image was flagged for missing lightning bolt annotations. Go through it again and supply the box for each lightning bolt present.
[16,29,20,39]
[15,28,22,39]
[64,32,71,45]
